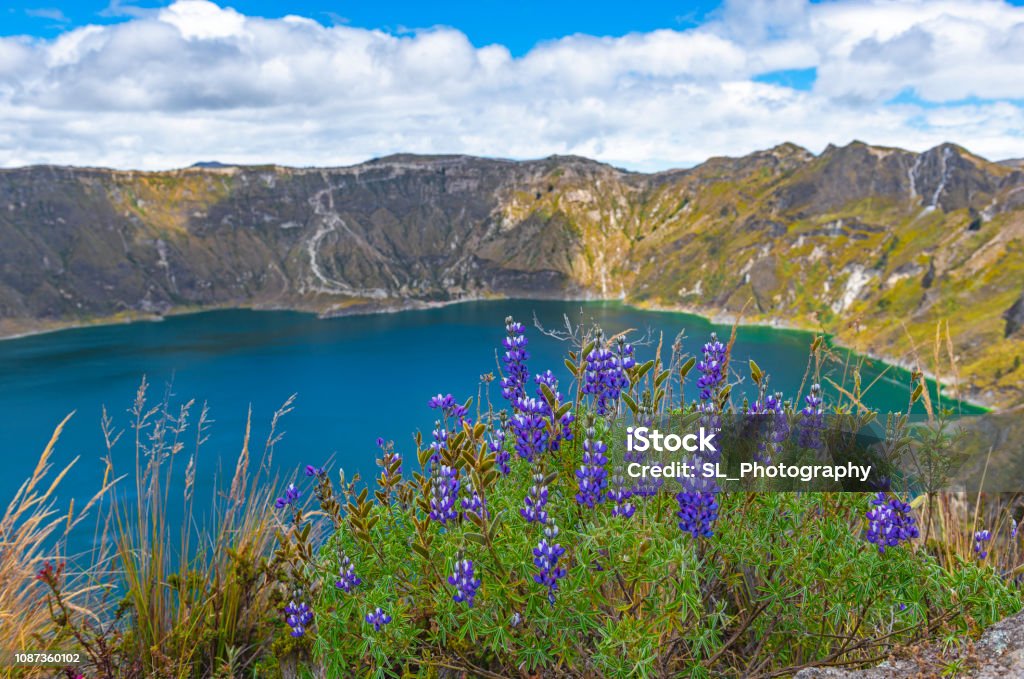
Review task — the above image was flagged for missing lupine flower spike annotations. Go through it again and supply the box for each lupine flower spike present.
[365,607,392,632]
[752,392,788,464]
[461,478,487,518]
[335,553,362,593]
[429,393,470,425]
[510,397,549,462]
[676,488,719,538]
[429,464,459,524]
[275,483,301,509]
[489,423,510,476]
[501,317,530,404]
[448,558,481,607]
[697,334,726,402]
[521,468,549,524]
[696,333,726,450]
[865,493,919,553]
[974,530,992,560]
[583,332,635,415]
[575,420,608,508]
[608,466,635,518]
[429,422,448,464]
[284,600,313,637]
[533,519,568,606]
[798,383,825,451]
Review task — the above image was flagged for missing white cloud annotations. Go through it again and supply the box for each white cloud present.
[1,0,1023,170]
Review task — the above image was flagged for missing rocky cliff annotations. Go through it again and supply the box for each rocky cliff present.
[2,142,1022,407]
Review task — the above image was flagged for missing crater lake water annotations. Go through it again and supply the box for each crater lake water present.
[0,300,980,553]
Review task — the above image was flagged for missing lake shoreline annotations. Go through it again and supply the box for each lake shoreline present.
[0,294,995,411]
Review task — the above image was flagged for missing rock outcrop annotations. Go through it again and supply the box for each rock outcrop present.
[795,609,1024,678]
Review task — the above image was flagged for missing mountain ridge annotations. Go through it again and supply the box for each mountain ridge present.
[1,141,1022,407]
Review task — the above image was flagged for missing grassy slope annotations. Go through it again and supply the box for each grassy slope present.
[506,145,1024,408]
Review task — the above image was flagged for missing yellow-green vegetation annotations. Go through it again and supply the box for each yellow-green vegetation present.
[108,169,235,236]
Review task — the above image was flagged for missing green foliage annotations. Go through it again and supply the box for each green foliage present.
[311,471,1019,677]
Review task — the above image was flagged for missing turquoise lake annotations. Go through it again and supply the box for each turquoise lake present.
[0,300,978,551]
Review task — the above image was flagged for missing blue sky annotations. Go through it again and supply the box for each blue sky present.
[2,0,1024,169]
[5,0,723,52]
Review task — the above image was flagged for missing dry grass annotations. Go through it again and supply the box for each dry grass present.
[915,491,1023,576]
[0,414,116,679]
[108,380,300,678]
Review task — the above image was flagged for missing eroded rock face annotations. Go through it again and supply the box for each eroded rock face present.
[795,609,1024,678]
[1004,293,1024,337]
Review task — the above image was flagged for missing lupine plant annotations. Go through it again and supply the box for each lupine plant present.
[299,318,1023,677]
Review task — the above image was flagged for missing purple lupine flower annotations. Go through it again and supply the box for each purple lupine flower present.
[575,423,608,508]
[608,467,635,518]
[974,530,992,560]
[448,559,481,608]
[376,440,403,481]
[534,369,558,392]
[275,483,301,509]
[583,343,615,415]
[520,470,549,524]
[1012,518,1019,540]
[284,600,313,637]
[428,422,449,464]
[488,426,510,476]
[696,334,727,454]
[533,520,568,606]
[613,338,637,400]
[334,554,362,593]
[865,493,919,553]
[430,393,471,426]
[676,489,719,538]
[697,334,727,401]
[751,392,788,464]
[534,370,574,450]
[798,383,825,451]
[429,464,459,525]
[376,436,385,448]
[452,403,471,426]
[461,478,488,518]
[429,393,456,411]
[304,464,325,477]
[583,334,635,416]
[501,318,530,404]
[681,338,725,521]
[511,397,549,462]
[365,607,392,632]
